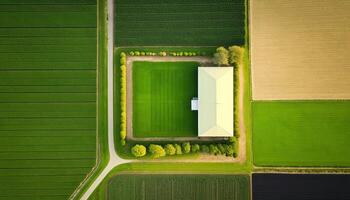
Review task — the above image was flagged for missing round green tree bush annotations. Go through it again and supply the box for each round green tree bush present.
[213,47,229,66]
[164,144,176,156]
[228,46,244,67]
[174,144,182,155]
[149,144,166,158]
[201,145,209,153]
[218,144,227,155]
[182,142,191,154]
[226,144,235,157]
[191,144,200,153]
[131,145,146,157]
[209,144,220,155]
[229,136,238,144]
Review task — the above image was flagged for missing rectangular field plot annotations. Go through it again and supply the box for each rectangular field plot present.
[250,0,350,100]
[133,62,198,138]
[0,0,97,199]
[252,101,350,167]
[115,0,245,46]
[109,174,250,200]
[253,174,350,200]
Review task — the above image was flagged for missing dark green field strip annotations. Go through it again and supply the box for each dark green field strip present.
[0,159,95,168]
[0,7,96,28]
[0,0,96,4]
[108,174,250,200]
[0,118,96,130]
[0,103,95,117]
[0,85,96,93]
[0,52,96,61]
[0,129,95,137]
[0,174,89,181]
[0,144,95,152]
[0,27,96,37]
[0,5,96,12]
[0,44,96,53]
[0,151,95,160]
[0,93,96,103]
[0,168,93,176]
[0,37,96,45]
[0,135,95,145]
[0,196,69,200]
[117,2,241,12]
[0,70,96,85]
[0,61,96,70]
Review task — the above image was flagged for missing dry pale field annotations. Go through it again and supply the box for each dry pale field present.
[250,0,350,100]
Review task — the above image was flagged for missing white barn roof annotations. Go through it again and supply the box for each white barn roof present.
[198,67,234,137]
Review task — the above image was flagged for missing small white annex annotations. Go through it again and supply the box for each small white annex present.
[198,67,234,137]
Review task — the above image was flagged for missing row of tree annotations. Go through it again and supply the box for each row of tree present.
[120,53,127,145]
[131,138,238,158]
[128,51,207,57]
[213,46,245,66]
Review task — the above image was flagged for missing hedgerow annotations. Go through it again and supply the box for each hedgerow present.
[120,52,127,145]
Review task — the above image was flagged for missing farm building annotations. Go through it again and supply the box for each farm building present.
[197,67,234,137]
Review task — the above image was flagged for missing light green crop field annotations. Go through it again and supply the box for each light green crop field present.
[0,0,97,199]
[253,101,350,167]
[133,61,199,138]
[115,0,245,46]
[108,174,250,200]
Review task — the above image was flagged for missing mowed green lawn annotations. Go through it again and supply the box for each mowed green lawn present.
[253,101,350,167]
[115,0,245,46]
[0,0,97,199]
[108,174,250,200]
[133,61,198,138]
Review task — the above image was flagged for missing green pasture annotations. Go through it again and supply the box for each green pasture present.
[108,174,250,200]
[0,1,97,199]
[253,101,350,167]
[133,61,198,138]
[115,0,245,46]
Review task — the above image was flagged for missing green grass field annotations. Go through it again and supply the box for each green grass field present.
[0,1,97,199]
[108,174,250,200]
[253,101,350,167]
[115,0,245,46]
[133,61,198,138]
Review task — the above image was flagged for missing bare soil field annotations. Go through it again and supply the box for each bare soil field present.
[250,0,350,100]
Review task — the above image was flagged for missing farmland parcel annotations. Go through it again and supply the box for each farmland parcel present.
[133,61,198,138]
[0,0,97,199]
[115,0,245,46]
[250,0,350,100]
[252,101,350,167]
[253,174,350,200]
[108,174,250,200]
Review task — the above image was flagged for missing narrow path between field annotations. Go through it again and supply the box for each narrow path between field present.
[80,0,129,199]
